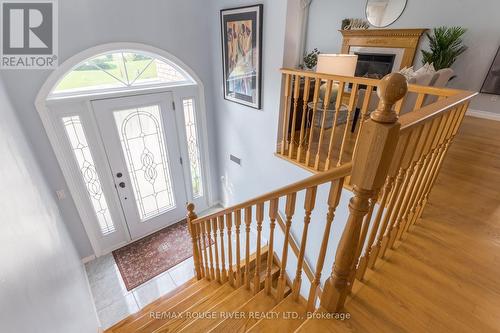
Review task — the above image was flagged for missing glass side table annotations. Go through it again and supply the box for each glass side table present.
[307,102,349,129]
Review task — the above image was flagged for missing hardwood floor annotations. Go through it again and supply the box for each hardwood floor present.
[298,116,500,332]
[105,116,500,333]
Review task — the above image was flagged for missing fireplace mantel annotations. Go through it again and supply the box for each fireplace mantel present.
[340,28,427,70]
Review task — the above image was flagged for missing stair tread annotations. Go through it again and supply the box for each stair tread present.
[132,281,222,333]
[295,308,352,333]
[247,294,308,333]
[153,282,236,333]
[209,289,278,332]
[109,278,207,333]
[178,285,254,332]
[249,264,280,288]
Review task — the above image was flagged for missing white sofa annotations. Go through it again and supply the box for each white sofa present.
[352,68,455,131]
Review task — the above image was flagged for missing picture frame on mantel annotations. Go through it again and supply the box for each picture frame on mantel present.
[220,4,263,109]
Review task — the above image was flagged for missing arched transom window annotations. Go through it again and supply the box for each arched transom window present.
[52,50,193,95]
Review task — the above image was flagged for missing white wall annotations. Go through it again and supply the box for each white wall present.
[306,0,500,114]
[0,75,99,332]
[210,0,311,207]
[208,0,352,296]
[1,0,220,258]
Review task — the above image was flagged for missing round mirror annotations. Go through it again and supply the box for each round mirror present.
[365,0,407,28]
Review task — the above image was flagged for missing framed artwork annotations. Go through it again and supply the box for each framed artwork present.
[481,45,500,95]
[220,4,263,109]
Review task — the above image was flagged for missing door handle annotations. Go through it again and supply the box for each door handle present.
[119,182,126,188]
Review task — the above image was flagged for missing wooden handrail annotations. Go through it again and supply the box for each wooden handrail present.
[280,67,462,97]
[191,162,352,224]
[399,90,477,131]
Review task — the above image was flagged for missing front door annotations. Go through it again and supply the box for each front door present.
[92,92,187,240]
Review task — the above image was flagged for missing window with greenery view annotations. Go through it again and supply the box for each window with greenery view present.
[53,51,190,94]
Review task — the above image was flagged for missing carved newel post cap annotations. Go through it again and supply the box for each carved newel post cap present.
[186,203,197,220]
[371,73,408,124]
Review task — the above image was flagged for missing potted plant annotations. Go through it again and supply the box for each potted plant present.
[301,48,320,70]
[421,26,468,70]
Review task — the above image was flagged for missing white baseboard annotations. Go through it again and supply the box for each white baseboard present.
[81,254,96,264]
[466,109,500,121]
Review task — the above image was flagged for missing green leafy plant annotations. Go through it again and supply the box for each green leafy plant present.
[421,26,468,70]
[302,48,320,70]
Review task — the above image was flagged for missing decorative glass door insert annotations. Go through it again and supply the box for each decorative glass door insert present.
[113,105,176,221]
[62,115,116,235]
[92,92,187,240]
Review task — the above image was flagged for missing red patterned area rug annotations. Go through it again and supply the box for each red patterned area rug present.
[113,219,195,291]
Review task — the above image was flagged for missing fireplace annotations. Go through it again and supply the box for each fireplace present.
[354,52,396,79]
[339,28,427,70]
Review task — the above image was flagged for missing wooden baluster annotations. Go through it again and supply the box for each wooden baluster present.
[305,78,322,167]
[186,203,202,279]
[389,118,442,248]
[380,125,424,258]
[413,93,426,111]
[201,221,210,280]
[226,212,234,286]
[253,203,264,294]
[314,80,333,170]
[218,215,227,283]
[407,111,455,230]
[292,186,317,300]
[418,107,463,201]
[388,120,433,249]
[367,132,412,267]
[289,75,302,159]
[357,177,393,278]
[235,209,242,287]
[277,193,297,301]
[307,179,344,312]
[412,103,467,225]
[244,207,252,290]
[196,223,206,278]
[324,81,346,170]
[280,74,292,154]
[297,77,311,162]
[398,114,447,239]
[206,220,215,280]
[352,85,374,155]
[425,103,467,194]
[265,198,279,294]
[350,191,379,288]
[321,73,406,312]
[337,83,359,167]
[212,218,221,282]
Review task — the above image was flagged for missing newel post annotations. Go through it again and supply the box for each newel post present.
[320,73,407,312]
[187,203,202,280]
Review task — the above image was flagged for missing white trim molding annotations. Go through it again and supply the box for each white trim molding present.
[466,108,500,121]
[299,0,313,65]
[81,255,97,264]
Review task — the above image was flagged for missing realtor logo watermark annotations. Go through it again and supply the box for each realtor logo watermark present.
[1,0,58,69]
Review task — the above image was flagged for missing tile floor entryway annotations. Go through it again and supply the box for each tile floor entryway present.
[86,253,195,329]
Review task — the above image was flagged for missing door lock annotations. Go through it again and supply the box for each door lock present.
[119,182,126,188]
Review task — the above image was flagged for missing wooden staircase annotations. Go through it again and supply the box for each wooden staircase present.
[105,72,478,333]
[106,247,300,333]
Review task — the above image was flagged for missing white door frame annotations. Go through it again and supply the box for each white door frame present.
[35,43,215,256]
